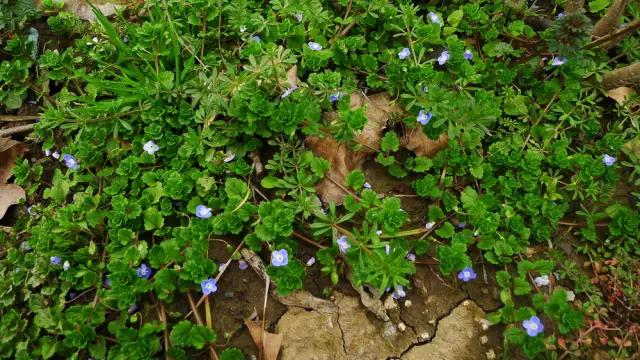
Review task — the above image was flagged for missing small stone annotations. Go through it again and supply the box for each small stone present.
[481,288,489,295]
[428,319,436,325]
[398,322,407,332]
[479,318,491,331]
[486,349,496,360]
[223,292,234,298]
[404,300,412,307]
[463,300,470,306]
[382,322,397,339]
[384,295,398,310]
[419,332,430,340]
[480,335,488,344]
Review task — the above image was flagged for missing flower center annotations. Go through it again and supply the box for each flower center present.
[529,322,538,330]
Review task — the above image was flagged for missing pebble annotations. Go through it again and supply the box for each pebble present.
[463,300,470,306]
[419,332,430,340]
[479,318,491,331]
[398,322,407,332]
[486,350,496,359]
[223,292,235,298]
[404,300,412,307]
[382,322,397,339]
[480,335,488,344]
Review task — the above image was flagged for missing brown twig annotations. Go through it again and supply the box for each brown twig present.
[0,115,40,122]
[0,124,36,137]
[592,0,631,37]
[187,291,219,360]
[587,19,640,49]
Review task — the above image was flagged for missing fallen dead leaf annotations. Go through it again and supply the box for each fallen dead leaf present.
[0,184,25,220]
[306,92,402,204]
[0,137,26,184]
[401,128,449,158]
[245,316,283,360]
[607,86,635,105]
[286,65,298,89]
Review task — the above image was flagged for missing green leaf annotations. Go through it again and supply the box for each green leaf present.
[589,0,610,12]
[260,176,279,189]
[380,131,400,152]
[513,277,532,295]
[170,320,216,349]
[447,9,464,27]
[144,207,164,231]
[435,222,455,238]
[220,348,246,360]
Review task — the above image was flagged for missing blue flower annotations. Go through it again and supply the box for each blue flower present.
[463,50,473,60]
[250,35,261,42]
[294,12,303,22]
[239,260,248,270]
[136,263,153,279]
[337,235,351,253]
[195,205,212,219]
[417,110,432,125]
[50,256,61,266]
[271,249,289,267]
[602,154,616,166]
[456,222,467,229]
[128,304,138,314]
[392,285,406,299]
[437,50,450,65]
[406,253,416,262]
[62,154,79,170]
[281,87,297,99]
[306,257,316,266]
[363,182,372,189]
[551,56,567,66]
[522,315,544,337]
[103,277,112,288]
[143,140,159,155]
[308,42,322,51]
[421,85,427,93]
[201,278,218,295]
[557,12,564,18]
[398,47,411,60]
[425,221,435,230]
[329,93,342,103]
[427,12,442,26]
[534,275,550,287]
[457,267,477,282]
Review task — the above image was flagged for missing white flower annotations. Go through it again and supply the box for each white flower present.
[240,25,247,33]
[376,230,383,235]
[92,37,98,43]
[143,140,159,155]
[306,257,316,266]
[550,56,567,66]
[63,261,70,271]
[45,149,51,156]
[425,221,435,230]
[52,151,60,159]
[534,275,550,287]
[363,182,372,189]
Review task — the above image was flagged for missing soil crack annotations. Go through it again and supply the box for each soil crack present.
[387,296,471,360]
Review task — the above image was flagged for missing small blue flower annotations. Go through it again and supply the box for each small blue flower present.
[463,50,473,60]
[50,256,61,266]
[128,304,138,314]
[201,278,218,295]
[427,12,442,26]
[522,315,544,337]
[534,275,550,287]
[143,140,159,155]
[239,260,249,270]
[425,221,435,230]
[306,257,316,266]
[250,35,261,42]
[136,263,153,279]
[329,93,342,103]
[363,182,372,189]
[337,235,351,253]
[406,253,416,262]
[63,154,79,170]
[421,85,427,93]
[103,277,112,288]
[417,110,432,125]
[308,42,323,51]
[271,249,289,267]
[392,285,406,299]
[281,87,297,98]
[456,222,467,229]
[557,12,564,18]
[602,154,616,166]
[457,267,477,282]
[437,50,450,65]
[398,47,411,60]
[195,205,212,219]
[551,56,567,66]
[294,12,303,22]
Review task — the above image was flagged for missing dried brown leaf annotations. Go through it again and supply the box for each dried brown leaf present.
[0,184,25,220]
[401,128,449,158]
[607,86,635,105]
[286,65,298,89]
[306,92,401,204]
[245,317,283,360]
[0,137,26,184]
